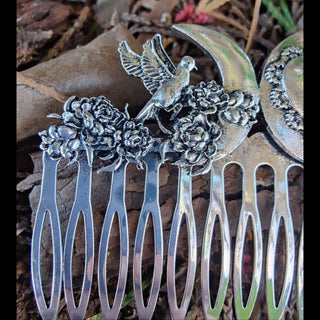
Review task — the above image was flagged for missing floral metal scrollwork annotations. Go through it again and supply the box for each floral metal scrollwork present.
[39,33,260,175]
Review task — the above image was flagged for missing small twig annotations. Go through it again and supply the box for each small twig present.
[41,6,91,62]
[17,71,68,103]
[245,0,261,53]
[121,12,171,29]
[207,10,250,37]
[196,0,231,14]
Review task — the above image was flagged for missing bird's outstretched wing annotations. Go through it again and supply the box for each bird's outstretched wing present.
[151,34,176,75]
[118,34,176,95]
[117,41,143,78]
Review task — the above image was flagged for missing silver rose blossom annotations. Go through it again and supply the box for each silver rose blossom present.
[170,111,221,175]
[171,80,259,127]
[221,91,260,126]
[115,120,154,170]
[174,80,229,116]
[40,95,154,169]
[39,125,80,164]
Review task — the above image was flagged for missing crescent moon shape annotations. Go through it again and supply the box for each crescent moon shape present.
[172,23,258,160]
[172,24,258,94]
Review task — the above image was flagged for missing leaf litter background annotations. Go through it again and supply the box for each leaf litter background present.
[16,0,303,319]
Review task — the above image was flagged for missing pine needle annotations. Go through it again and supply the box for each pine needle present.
[262,0,295,32]
[245,0,261,53]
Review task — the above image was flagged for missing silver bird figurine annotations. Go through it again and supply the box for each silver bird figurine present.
[118,34,197,133]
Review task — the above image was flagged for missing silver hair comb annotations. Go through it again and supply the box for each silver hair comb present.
[30,24,303,320]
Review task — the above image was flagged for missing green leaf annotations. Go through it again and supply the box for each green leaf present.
[121,278,152,309]
[262,0,296,32]
[279,0,295,27]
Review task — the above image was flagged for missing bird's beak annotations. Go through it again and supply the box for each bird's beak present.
[194,65,198,71]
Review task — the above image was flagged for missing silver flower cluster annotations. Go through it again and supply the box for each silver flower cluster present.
[170,111,221,175]
[168,80,260,174]
[39,96,153,168]
[175,80,229,114]
[221,91,260,126]
[173,80,259,127]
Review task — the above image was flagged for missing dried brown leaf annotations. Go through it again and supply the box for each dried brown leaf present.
[16,27,53,68]
[196,0,230,14]
[95,0,130,27]
[17,24,150,142]
[17,1,73,34]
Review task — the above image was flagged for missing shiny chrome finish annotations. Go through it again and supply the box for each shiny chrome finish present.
[259,32,303,162]
[31,26,303,320]
[172,24,258,94]
[201,163,230,320]
[297,222,304,320]
[167,166,197,319]
[259,31,303,319]
[63,151,94,320]
[214,132,301,320]
[172,24,259,161]
[98,161,129,319]
[31,153,62,320]
[233,161,263,320]
[133,152,163,319]
[227,133,299,320]
[266,163,295,320]
[118,34,196,130]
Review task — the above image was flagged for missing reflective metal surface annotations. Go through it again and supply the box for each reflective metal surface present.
[133,152,163,320]
[167,166,197,319]
[232,162,263,320]
[266,163,295,320]
[63,151,94,320]
[31,153,62,320]
[31,25,303,320]
[259,31,303,319]
[201,163,230,320]
[297,222,304,320]
[98,161,129,319]
[172,24,259,161]
[228,133,301,320]
[259,32,303,162]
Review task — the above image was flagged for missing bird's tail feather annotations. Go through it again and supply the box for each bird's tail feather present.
[135,99,155,121]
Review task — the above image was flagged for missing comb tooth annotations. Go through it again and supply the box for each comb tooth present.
[167,166,197,320]
[233,162,263,320]
[266,163,295,320]
[98,161,129,319]
[201,163,230,320]
[133,152,163,320]
[31,152,62,320]
[63,151,94,319]
[297,222,304,320]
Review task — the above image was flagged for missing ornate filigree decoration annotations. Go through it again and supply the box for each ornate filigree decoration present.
[39,95,154,170]
[264,46,303,133]
[39,33,260,176]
